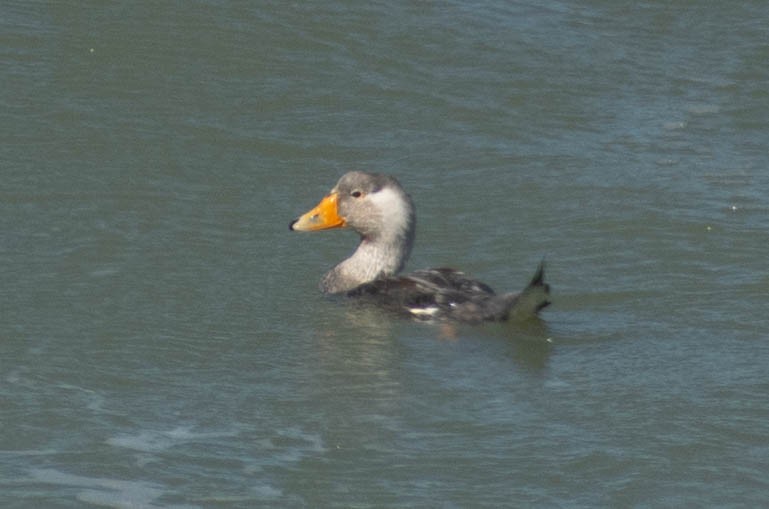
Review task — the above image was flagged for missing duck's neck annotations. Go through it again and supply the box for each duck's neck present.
[320,225,415,294]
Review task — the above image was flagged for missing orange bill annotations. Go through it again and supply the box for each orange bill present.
[290,192,346,231]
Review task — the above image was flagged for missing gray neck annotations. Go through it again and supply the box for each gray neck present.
[320,227,414,294]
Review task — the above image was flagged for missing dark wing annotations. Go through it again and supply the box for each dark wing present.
[347,268,501,321]
[347,262,549,323]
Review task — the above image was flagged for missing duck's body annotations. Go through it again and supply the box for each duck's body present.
[290,171,549,322]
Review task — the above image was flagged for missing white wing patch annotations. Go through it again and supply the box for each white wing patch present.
[407,306,440,317]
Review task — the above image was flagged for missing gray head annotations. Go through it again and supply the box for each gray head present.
[291,171,417,291]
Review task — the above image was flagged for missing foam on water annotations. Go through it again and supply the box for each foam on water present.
[28,468,189,509]
[106,426,239,454]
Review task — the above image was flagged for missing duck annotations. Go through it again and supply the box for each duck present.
[290,171,550,323]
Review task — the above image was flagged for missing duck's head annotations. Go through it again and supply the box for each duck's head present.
[290,171,415,243]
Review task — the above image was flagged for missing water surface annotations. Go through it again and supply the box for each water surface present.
[2,1,768,507]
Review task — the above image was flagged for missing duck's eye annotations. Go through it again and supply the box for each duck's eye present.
[351,190,363,198]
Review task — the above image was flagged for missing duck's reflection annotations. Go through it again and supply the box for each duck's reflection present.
[310,297,553,376]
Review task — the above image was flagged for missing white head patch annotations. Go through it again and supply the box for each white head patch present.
[368,186,412,240]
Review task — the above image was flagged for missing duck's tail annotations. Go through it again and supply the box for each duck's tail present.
[504,260,551,320]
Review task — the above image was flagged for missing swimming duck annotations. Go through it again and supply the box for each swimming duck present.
[290,171,550,322]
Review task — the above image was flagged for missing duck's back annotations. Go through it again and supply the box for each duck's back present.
[347,264,549,323]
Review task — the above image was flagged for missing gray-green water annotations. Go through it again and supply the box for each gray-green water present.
[2,1,768,507]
